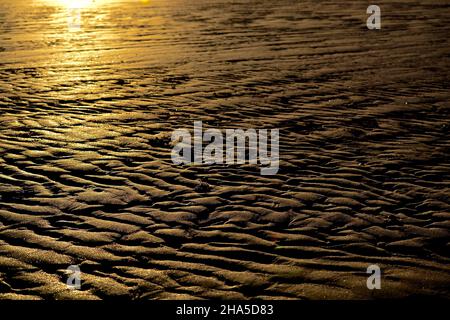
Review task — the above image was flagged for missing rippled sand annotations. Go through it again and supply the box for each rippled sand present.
[0,0,449,299]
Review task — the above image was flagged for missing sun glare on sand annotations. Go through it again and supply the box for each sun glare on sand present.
[45,0,151,8]
[61,0,94,8]
[55,0,97,9]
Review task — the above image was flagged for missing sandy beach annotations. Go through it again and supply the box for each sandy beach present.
[0,0,449,300]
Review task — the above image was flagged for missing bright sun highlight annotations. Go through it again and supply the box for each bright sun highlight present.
[49,0,149,9]
[59,0,95,9]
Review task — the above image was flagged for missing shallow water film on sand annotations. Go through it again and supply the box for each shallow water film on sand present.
[0,0,449,300]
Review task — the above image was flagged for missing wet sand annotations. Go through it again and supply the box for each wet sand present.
[0,0,449,299]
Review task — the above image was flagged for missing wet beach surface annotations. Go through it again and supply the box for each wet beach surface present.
[0,0,449,299]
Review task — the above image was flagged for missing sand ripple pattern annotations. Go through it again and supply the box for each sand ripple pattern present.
[0,0,449,299]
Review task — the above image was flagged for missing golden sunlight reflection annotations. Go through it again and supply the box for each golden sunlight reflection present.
[55,0,96,9]
[39,0,151,31]
[37,0,114,95]
[44,0,151,9]
[30,0,160,100]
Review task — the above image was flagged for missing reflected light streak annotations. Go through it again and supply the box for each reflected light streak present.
[58,0,96,9]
